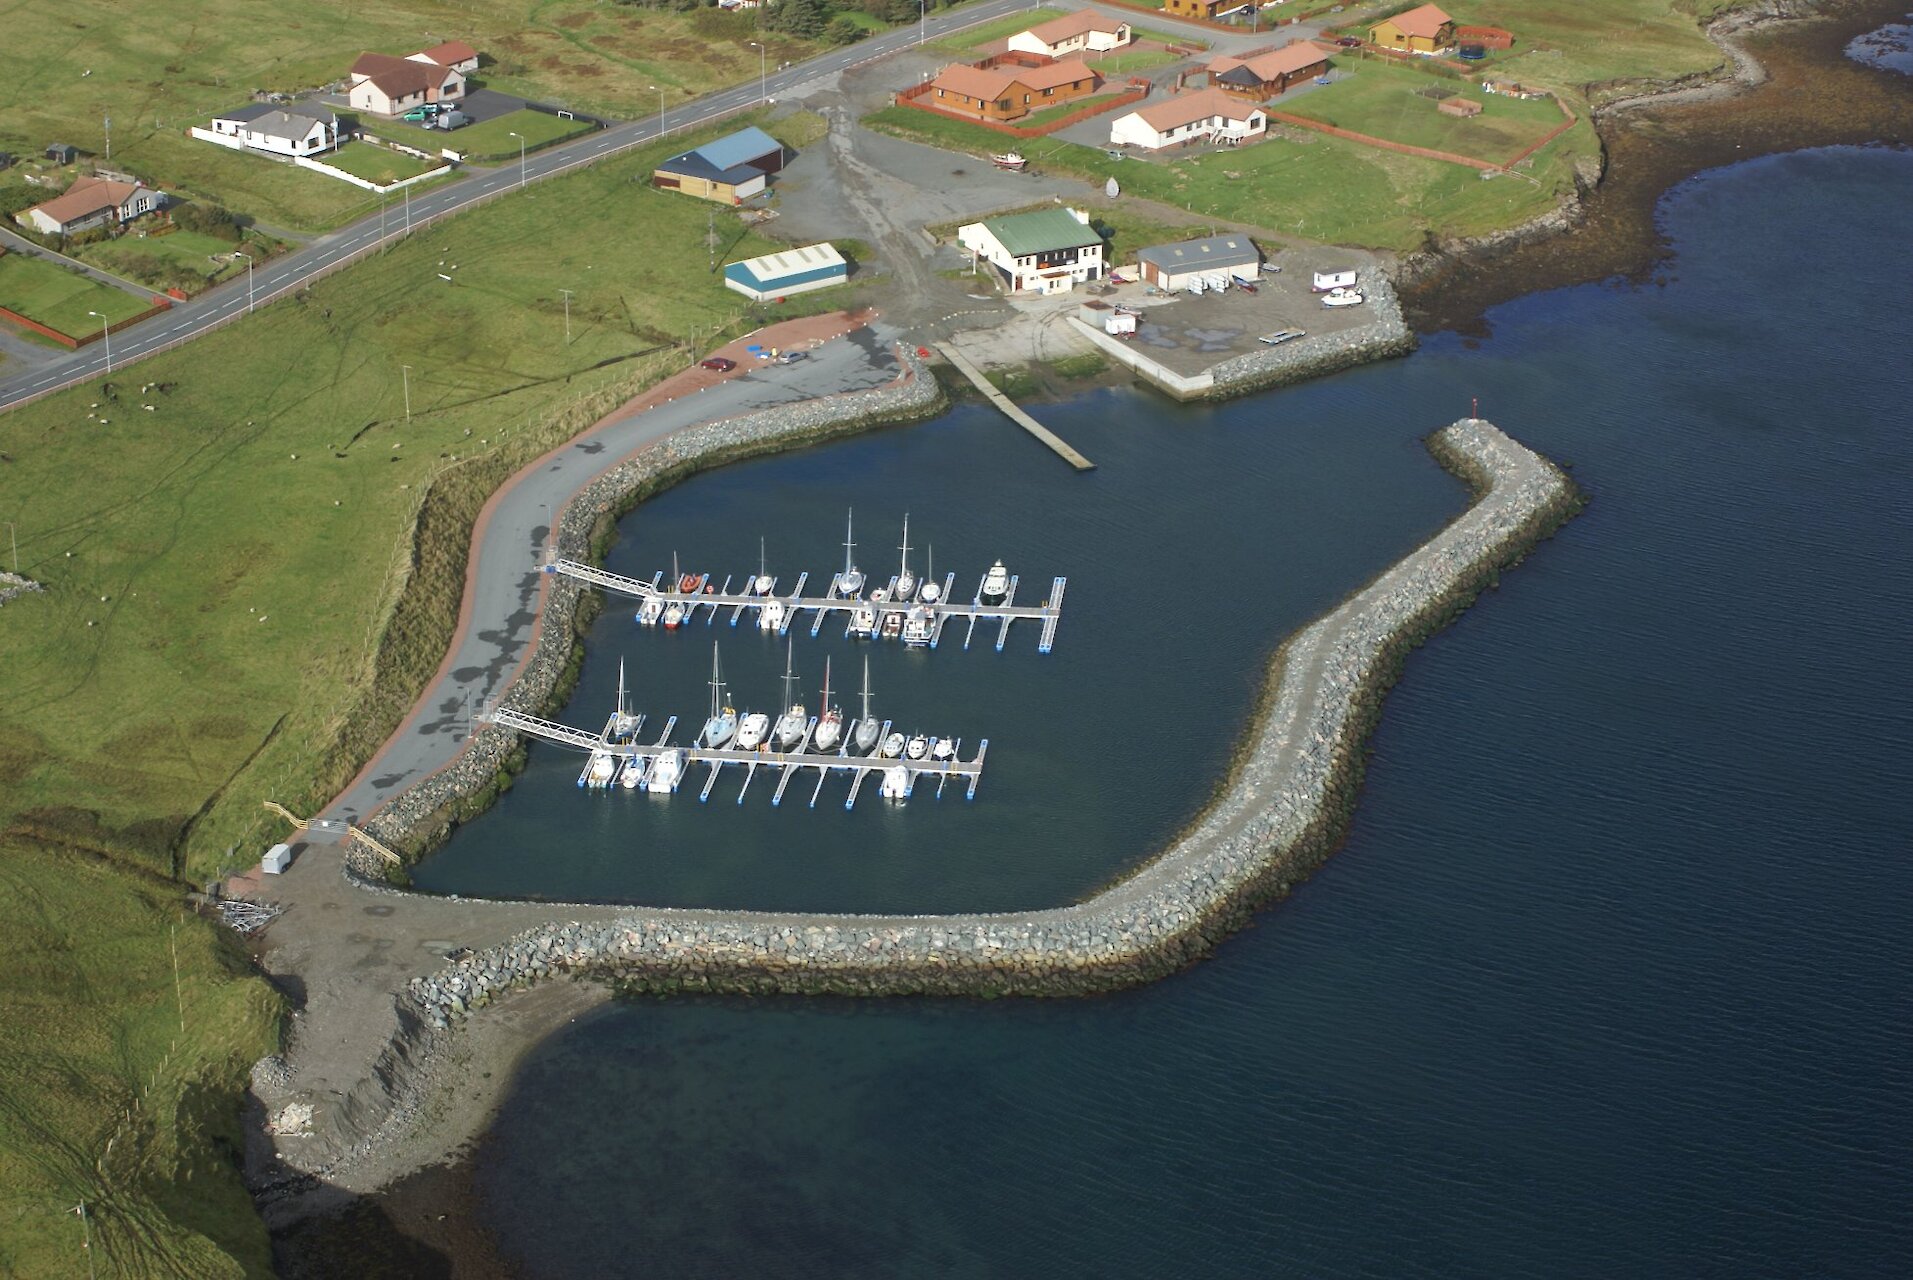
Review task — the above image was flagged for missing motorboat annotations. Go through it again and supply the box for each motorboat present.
[931,737,954,762]
[894,514,917,601]
[918,545,941,605]
[813,658,843,752]
[735,711,770,750]
[854,657,881,753]
[678,572,701,594]
[661,600,684,630]
[990,152,1027,171]
[645,748,684,793]
[583,751,618,788]
[902,605,934,647]
[1321,287,1365,308]
[619,755,643,789]
[1258,329,1307,346]
[980,560,1010,606]
[880,764,911,799]
[880,610,903,640]
[636,594,663,626]
[849,600,877,637]
[870,586,888,606]
[773,641,807,750]
[835,508,864,598]
[905,733,929,760]
[881,730,906,759]
[758,597,785,632]
[752,536,774,596]
[700,643,737,748]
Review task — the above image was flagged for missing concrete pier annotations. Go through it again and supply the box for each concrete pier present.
[936,343,1094,471]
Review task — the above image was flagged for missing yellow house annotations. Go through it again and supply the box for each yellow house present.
[1370,3,1456,54]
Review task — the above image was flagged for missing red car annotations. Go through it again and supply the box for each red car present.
[1336,36,1363,48]
[699,356,736,372]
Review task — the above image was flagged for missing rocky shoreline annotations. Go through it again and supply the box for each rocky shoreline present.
[386,418,1579,1023]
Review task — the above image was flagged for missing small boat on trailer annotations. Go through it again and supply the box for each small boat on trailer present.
[991,152,1027,171]
[1258,329,1307,346]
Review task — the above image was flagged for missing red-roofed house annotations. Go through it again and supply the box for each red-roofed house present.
[16,174,160,237]
[347,51,467,116]
[410,40,480,74]
[1006,10,1132,59]
[1208,42,1331,99]
[926,59,1101,122]
[1107,89,1265,151]
[1370,4,1456,53]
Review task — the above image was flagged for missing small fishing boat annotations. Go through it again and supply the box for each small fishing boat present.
[854,657,881,753]
[902,605,934,647]
[636,594,663,626]
[905,732,929,760]
[894,514,917,601]
[645,748,684,793]
[919,545,941,605]
[980,560,1010,606]
[752,537,774,596]
[758,597,785,632]
[583,751,618,788]
[870,586,888,606]
[813,658,843,752]
[661,600,684,630]
[773,641,807,750]
[849,600,877,637]
[700,643,737,748]
[678,572,701,594]
[881,730,906,759]
[735,710,770,751]
[835,508,864,598]
[1258,328,1307,346]
[1321,287,1365,308]
[880,610,903,640]
[880,764,911,799]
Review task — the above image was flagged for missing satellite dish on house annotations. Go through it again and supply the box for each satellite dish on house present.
[1105,177,1120,199]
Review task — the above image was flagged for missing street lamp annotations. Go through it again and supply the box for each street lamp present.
[240,246,256,312]
[87,310,111,374]
[748,41,767,103]
[508,130,526,188]
[920,0,927,47]
[649,85,666,140]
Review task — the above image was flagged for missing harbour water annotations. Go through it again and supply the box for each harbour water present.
[462,148,1912,1274]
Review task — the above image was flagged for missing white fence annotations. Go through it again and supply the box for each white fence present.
[187,127,452,193]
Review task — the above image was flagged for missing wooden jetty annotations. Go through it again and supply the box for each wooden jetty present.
[935,343,1095,472]
[486,706,989,807]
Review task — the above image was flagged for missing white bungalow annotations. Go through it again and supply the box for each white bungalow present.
[1107,89,1266,151]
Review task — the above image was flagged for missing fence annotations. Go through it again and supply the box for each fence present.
[1267,92,1578,173]
[0,297,172,349]
[189,127,454,193]
[895,79,1151,139]
[1456,26,1516,50]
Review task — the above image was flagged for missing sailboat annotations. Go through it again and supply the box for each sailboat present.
[919,544,941,605]
[611,658,640,740]
[700,642,737,748]
[662,552,685,629]
[813,657,843,752]
[773,640,807,750]
[835,508,864,598]
[752,536,774,596]
[854,656,881,753]
[895,513,917,600]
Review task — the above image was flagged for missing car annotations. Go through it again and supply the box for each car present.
[1335,36,1363,48]
[1458,44,1487,61]
[775,350,807,365]
[402,103,449,122]
[699,357,736,372]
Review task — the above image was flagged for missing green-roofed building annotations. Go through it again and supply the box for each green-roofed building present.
[956,206,1106,294]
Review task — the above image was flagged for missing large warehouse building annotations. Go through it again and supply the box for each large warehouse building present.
[723,243,848,302]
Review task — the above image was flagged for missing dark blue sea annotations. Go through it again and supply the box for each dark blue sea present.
[466,148,1913,1276]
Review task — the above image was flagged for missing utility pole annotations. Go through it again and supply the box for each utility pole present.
[7,522,17,574]
[244,248,255,312]
[170,925,185,1034]
[559,288,573,344]
[920,0,927,47]
[401,364,412,421]
[103,113,111,162]
[403,182,411,234]
[74,1201,96,1280]
[379,191,386,251]
[706,207,717,273]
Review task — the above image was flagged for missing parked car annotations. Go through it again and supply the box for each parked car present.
[402,103,451,122]
[1335,36,1363,48]
[775,350,807,365]
[699,357,736,372]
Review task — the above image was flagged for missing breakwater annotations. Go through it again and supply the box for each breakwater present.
[400,417,1581,1022]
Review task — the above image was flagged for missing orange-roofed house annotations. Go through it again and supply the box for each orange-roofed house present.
[347,51,467,116]
[409,40,480,74]
[16,175,160,237]
[1006,10,1133,59]
[1208,42,1331,99]
[1107,89,1266,151]
[1370,4,1456,54]
[926,59,1101,122]
[1162,0,1232,20]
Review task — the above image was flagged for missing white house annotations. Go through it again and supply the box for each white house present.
[1006,10,1133,59]
[409,40,480,75]
[205,103,340,157]
[1108,88,1266,151]
[347,51,466,117]
[957,206,1104,295]
[16,175,159,237]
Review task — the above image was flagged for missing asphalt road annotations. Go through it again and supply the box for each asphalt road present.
[0,0,1045,414]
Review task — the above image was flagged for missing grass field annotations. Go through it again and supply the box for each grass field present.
[1281,62,1570,163]
[317,140,445,184]
[440,109,598,163]
[73,228,286,298]
[0,112,824,1276]
[0,252,153,338]
[868,103,1584,250]
[935,7,1069,52]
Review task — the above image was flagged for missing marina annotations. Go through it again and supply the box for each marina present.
[543,512,1068,654]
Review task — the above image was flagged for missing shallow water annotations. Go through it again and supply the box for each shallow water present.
[474,148,1913,1276]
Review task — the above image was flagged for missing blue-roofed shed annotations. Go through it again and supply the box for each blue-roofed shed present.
[723,243,847,302]
[695,126,784,174]
[651,126,786,205]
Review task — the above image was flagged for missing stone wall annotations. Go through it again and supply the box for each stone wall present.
[0,572,44,608]
[1204,269,1417,397]
[402,418,1583,1024]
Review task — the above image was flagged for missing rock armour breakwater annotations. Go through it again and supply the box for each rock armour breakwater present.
[1204,270,1416,398]
[402,418,1581,1022]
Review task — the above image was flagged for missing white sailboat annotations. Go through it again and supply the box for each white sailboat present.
[813,657,843,752]
[663,551,685,629]
[700,642,737,748]
[773,640,807,750]
[854,656,881,753]
[752,536,774,596]
[919,544,941,605]
[981,560,1010,606]
[835,508,864,598]
[611,658,640,740]
[895,513,917,600]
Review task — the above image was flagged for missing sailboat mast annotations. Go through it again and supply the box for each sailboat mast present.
[861,655,873,720]
[617,657,627,720]
[709,642,722,718]
[821,656,832,710]
[843,508,856,576]
[783,639,796,709]
[899,513,911,577]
